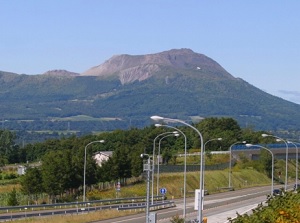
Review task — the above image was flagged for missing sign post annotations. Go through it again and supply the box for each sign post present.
[116,181,121,198]
[160,187,167,195]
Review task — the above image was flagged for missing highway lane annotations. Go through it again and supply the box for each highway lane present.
[92,185,276,223]
[0,184,285,222]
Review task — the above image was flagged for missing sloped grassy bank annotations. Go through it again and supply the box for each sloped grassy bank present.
[87,168,271,199]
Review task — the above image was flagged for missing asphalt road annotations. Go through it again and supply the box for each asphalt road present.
[92,185,277,223]
[0,184,286,223]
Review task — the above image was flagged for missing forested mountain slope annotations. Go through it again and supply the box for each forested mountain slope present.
[1,49,300,135]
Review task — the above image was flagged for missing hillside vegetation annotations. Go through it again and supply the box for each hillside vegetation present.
[1,49,300,140]
[230,190,300,223]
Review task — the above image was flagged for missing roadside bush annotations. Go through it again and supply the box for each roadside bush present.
[229,191,300,223]
[170,214,184,223]
[3,173,17,180]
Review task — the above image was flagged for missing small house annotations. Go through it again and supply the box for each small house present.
[93,151,113,167]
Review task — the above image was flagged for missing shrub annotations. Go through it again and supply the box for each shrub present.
[170,214,185,223]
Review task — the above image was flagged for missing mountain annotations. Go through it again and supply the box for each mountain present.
[43,70,79,76]
[1,48,300,137]
[81,48,233,84]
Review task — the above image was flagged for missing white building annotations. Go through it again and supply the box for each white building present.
[17,165,27,175]
[93,151,113,166]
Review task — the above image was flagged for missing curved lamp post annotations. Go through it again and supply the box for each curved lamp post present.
[203,138,222,190]
[152,131,178,204]
[157,133,179,196]
[140,153,151,223]
[228,141,246,189]
[83,140,105,202]
[155,123,188,219]
[262,133,288,191]
[246,144,274,196]
[151,115,204,222]
[287,141,298,189]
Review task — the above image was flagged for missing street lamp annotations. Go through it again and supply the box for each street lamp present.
[203,138,222,190]
[228,141,246,189]
[83,140,105,202]
[287,141,298,189]
[246,144,274,196]
[157,133,179,197]
[152,131,178,204]
[262,133,288,191]
[151,115,204,223]
[141,153,151,223]
[155,123,188,219]
[24,207,27,218]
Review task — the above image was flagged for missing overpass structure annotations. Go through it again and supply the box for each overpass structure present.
[177,143,298,161]
[231,144,299,160]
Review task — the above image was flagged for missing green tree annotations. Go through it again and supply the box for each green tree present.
[0,130,17,165]
[99,158,115,182]
[112,146,132,180]
[41,150,67,199]
[259,149,274,178]
[20,167,43,203]
[130,147,144,177]
[7,188,19,206]
[162,148,172,164]
[197,117,242,150]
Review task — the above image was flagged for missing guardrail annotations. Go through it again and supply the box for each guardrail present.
[117,200,175,211]
[0,195,164,212]
[0,196,168,222]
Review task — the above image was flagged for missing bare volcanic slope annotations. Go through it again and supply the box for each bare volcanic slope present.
[81,48,234,84]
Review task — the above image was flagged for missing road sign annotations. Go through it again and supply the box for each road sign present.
[160,187,167,195]
[116,181,121,191]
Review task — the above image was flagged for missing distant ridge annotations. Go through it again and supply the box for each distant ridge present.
[43,70,79,76]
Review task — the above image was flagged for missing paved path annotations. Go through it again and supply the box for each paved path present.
[159,193,266,223]
[206,203,256,223]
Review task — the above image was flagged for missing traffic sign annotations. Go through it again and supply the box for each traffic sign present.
[116,181,121,191]
[160,187,167,195]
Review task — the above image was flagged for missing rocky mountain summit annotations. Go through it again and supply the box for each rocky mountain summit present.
[81,48,233,84]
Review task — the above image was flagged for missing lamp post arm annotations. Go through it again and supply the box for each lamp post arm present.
[83,140,104,202]
[268,135,288,191]
[152,131,176,204]
[202,138,222,198]
[155,124,187,219]
[157,133,177,196]
[246,144,274,195]
[288,141,298,189]
[151,116,204,222]
[228,141,246,188]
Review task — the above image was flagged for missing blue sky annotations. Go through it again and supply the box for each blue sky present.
[1,1,300,104]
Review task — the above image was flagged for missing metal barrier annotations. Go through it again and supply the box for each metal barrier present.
[117,200,175,211]
[0,195,164,212]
